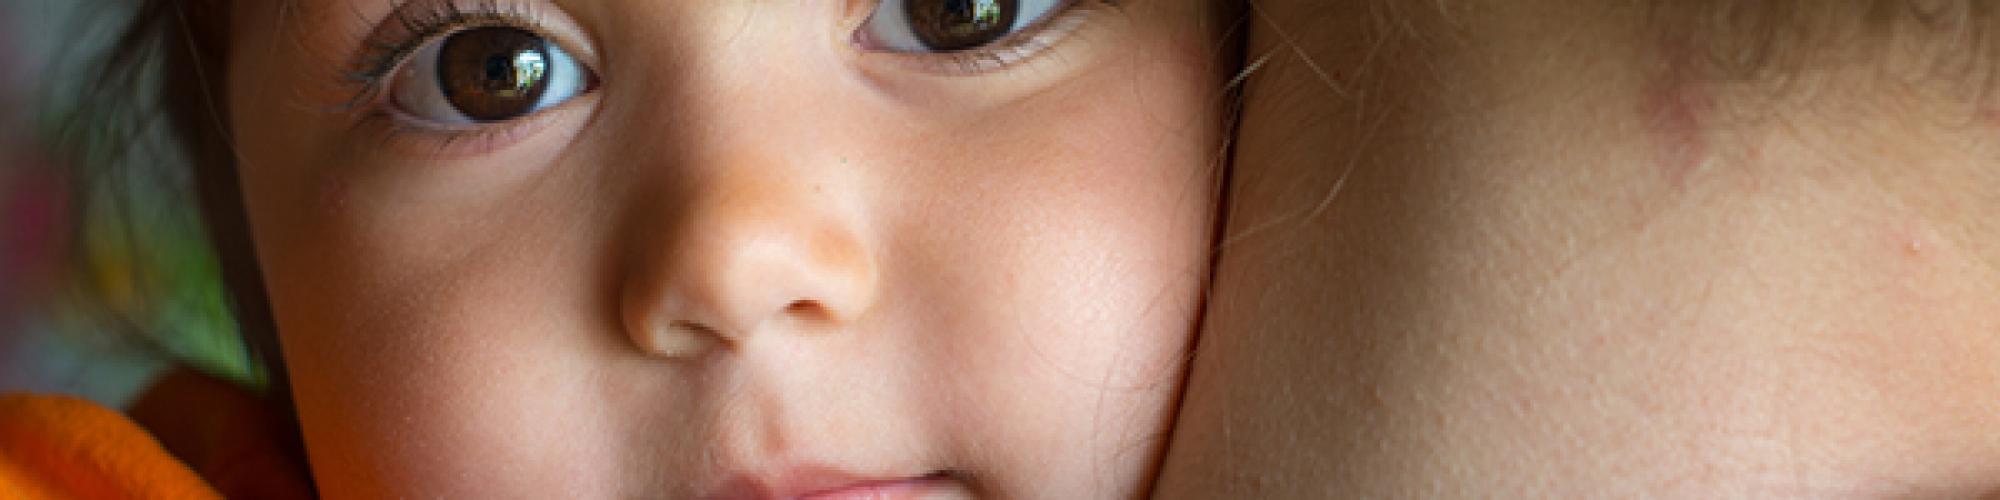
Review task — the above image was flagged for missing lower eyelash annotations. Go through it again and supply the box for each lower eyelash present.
[363,95,571,159]
[950,11,1090,73]
[903,0,1118,75]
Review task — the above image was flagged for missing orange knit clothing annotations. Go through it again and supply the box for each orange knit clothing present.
[0,393,220,499]
[0,369,315,499]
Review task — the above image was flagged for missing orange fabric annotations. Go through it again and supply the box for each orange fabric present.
[0,393,220,499]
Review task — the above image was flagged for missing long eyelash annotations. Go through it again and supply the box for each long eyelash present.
[340,0,547,111]
[916,0,1123,75]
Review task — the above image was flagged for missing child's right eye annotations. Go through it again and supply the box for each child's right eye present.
[857,0,1081,58]
[387,26,597,126]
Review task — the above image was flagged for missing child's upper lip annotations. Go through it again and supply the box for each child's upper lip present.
[706,464,954,500]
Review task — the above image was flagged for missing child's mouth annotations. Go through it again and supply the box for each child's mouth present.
[795,471,958,500]
[713,468,964,500]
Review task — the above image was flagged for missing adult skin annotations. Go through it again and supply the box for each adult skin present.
[1160,0,2000,497]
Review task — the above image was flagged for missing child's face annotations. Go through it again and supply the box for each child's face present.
[225,0,1221,497]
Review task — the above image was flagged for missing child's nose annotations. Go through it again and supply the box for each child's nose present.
[618,166,880,359]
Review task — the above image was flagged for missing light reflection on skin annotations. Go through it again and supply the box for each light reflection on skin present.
[225,0,1226,497]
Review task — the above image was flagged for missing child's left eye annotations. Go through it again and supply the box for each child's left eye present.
[859,0,1073,53]
[389,26,596,125]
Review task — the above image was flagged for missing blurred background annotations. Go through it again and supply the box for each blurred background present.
[2,0,256,406]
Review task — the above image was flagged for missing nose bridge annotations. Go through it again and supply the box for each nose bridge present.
[618,138,879,358]
[611,5,879,358]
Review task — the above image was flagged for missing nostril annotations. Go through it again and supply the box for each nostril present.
[668,320,719,337]
[782,300,828,320]
[639,320,723,357]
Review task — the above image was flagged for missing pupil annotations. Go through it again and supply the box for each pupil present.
[483,56,508,82]
[906,0,1018,52]
[438,27,553,122]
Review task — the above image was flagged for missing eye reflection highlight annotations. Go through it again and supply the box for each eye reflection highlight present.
[501,50,548,98]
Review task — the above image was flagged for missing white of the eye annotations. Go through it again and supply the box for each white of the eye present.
[861,0,1066,53]
[390,32,589,125]
[392,41,460,123]
[533,44,585,111]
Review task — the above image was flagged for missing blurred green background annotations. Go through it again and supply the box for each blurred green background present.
[2,0,256,407]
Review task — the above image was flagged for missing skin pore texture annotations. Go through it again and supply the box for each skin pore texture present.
[225,0,1223,497]
[1160,0,2000,497]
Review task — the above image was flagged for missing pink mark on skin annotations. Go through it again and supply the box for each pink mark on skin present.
[1887,220,1934,261]
[1979,107,2000,129]
[1639,39,1716,190]
[1876,219,1963,308]
[318,175,349,217]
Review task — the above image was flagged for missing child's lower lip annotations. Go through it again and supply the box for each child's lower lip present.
[797,474,954,500]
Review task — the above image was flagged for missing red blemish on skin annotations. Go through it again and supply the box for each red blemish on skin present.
[1880,219,1947,278]
[318,176,349,217]
[1639,39,1715,190]
[1890,222,1930,260]
[1737,141,1769,194]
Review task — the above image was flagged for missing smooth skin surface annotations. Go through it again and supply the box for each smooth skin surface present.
[226,0,1225,497]
[1162,0,2000,497]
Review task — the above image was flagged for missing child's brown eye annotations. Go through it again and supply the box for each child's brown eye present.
[859,0,1068,54]
[905,0,1019,51]
[437,27,555,121]
[390,26,595,125]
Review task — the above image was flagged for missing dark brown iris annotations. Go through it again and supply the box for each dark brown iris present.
[905,0,1019,52]
[437,27,552,122]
